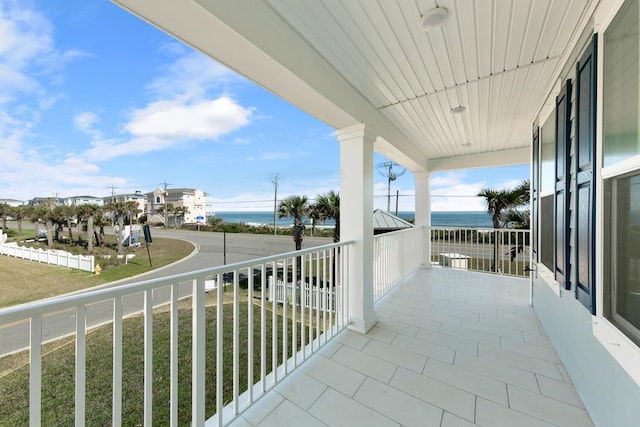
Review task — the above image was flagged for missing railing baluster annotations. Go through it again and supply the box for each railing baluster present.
[260,264,266,393]
[301,253,306,361]
[271,261,278,384]
[113,297,123,427]
[75,305,86,426]
[292,257,297,369]
[233,270,239,414]
[282,258,288,376]
[193,276,206,424]
[143,290,153,426]
[322,249,327,344]
[247,266,254,403]
[29,315,42,427]
[216,273,223,427]
[170,284,178,427]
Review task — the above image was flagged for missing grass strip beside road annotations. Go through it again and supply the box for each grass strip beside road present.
[0,238,194,308]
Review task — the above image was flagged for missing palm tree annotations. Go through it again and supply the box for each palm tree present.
[173,206,189,228]
[278,195,309,251]
[108,201,140,255]
[279,195,309,282]
[0,202,10,230]
[478,182,529,272]
[94,214,110,247]
[11,205,27,235]
[313,191,340,243]
[76,204,102,252]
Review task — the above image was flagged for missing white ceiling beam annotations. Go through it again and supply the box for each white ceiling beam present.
[429,147,530,172]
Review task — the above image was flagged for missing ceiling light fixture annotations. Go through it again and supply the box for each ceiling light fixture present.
[421,7,448,31]
[450,106,465,114]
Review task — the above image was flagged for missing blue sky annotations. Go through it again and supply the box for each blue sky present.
[0,0,528,212]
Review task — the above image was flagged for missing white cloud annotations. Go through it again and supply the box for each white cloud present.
[74,111,99,131]
[125,97,251,140]
[431,172,486,212]
[146,49,240,99]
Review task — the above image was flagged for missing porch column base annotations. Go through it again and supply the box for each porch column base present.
[348,314,378,334]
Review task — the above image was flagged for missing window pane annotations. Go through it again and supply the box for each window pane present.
[540,194,554,271]
[607,172,640,345]
[541,113,555,194]
[603,0,640,167]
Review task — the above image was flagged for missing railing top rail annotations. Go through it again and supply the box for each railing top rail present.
[430,226,530,231]
[0,240,354,324]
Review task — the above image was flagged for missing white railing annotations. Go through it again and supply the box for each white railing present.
[430,227,530,277]
[269,278,336,312]
[0,242,95,272]
[373,227,425,302]
[0,241,352,426]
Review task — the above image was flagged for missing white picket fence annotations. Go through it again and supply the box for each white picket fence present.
[268,276,336,312]
[0,241,95,272]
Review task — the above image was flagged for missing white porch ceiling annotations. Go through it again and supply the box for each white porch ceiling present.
[113,0,594,172]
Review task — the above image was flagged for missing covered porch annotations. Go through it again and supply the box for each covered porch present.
[235,268,592,427]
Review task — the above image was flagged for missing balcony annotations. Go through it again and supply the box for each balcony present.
[0,228,592,426]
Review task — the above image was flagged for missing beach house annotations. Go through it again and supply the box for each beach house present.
[3,0,639,425]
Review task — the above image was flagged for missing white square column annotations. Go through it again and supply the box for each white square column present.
[414,171,432,268]
[337,123,377,333]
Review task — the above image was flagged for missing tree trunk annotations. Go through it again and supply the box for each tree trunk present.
[87,216,94,252]
[116,218,124,255]
[67,220,73,243]
[17,220,22,235]
[45,220,54,247]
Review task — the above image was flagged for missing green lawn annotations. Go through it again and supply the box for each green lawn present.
[0,292,318,425]
[0,237,194,308]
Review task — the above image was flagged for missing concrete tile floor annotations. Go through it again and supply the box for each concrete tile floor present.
[232,268,594,426]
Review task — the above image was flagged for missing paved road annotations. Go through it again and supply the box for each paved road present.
[0,228,331,356]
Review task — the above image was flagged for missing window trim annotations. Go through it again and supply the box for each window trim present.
[592,0,640,383]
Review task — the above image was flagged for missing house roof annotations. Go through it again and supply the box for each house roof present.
[373,209,414,230]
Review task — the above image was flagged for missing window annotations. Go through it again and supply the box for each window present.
[604,172,640,345]
[603,0,640,344]
[156,196,161,203]
[603,0,640,167]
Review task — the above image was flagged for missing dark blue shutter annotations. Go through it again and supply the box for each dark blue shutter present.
[555,80,571,289]
[575,35,597,314]
[532,127,540,262]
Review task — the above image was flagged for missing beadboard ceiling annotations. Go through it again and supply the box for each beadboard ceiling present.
[113,0,594,171]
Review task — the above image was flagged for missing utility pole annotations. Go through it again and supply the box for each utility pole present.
[272,174,279,235]
[160,180,172,228]
[376,162,406,212]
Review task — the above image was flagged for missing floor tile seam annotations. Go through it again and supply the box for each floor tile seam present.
[502,389,592,427]
[420,362,506,409]
[391,334,458,364]
[413,327,484,354]
[459,323,529,342]
[498,342,563,364]
[361,339,429,372]
[476,395,565,427]
[373,319,420,338]
[454,348,544,390]
[333,373,410,426]
[506,382,591,411]
[530,374,587,409]
[422,358,512,407]
[471,349,561,382]
[329,346,400,384]
[486,343,565,368]
[249,390,287,426]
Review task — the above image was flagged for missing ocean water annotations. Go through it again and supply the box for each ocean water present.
[211,211,493,228]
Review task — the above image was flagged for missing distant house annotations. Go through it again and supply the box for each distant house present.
[28,197,63,207]
[373,209,414,235]
[146,188,206,225]
[0,199,25,207]
[64,196,104,207]
[102,191,147,220]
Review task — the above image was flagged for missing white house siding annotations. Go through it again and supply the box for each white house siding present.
[532,2,640,425]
